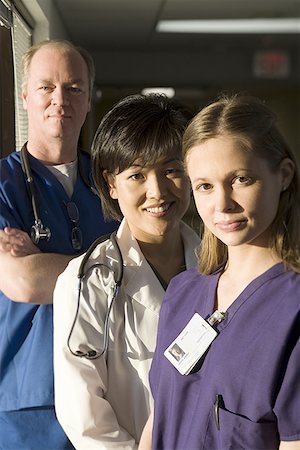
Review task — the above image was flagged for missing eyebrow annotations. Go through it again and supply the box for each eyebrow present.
[190,176,207,184]
[129,158,182,169]
[191,168,254,182]
[37,78,85,85]
[162,157,182,164]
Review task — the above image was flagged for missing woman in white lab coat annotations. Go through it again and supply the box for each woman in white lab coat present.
[53,93,200,449]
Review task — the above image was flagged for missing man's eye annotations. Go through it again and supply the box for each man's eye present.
[69,87,82,94]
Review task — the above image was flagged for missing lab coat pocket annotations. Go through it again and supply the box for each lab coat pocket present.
[204,404,279,450]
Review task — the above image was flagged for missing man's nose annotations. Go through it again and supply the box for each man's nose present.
[51,87,69,106]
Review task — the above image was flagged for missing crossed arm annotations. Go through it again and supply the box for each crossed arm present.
[0,227,73,303]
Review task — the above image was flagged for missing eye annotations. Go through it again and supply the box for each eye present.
[165,161,185,177]
[40,85,52,92]
[129,173,144,181]
[194,183,212,192]
[165,168,184,177]
[68,86,83,94]
[233,176,253,185]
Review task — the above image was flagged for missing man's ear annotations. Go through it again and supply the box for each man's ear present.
[22,89,28,111]
[103,170,118,199]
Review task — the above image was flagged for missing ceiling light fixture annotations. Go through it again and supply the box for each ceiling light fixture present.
[141,87,175,98]
[156,18,300,34]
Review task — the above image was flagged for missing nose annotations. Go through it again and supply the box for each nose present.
[146,174,167,199]
[51,86,69,106]
[215,186,236,212]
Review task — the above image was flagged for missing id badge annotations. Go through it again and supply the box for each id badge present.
[164,313,219,375]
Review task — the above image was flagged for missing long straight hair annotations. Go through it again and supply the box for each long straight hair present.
[183,94,300,274]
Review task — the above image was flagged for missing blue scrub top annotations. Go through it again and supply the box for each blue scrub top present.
[150,263,300,450]
[0,150,117,449]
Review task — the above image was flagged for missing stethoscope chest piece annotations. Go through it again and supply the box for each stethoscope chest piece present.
[31,219,51,244]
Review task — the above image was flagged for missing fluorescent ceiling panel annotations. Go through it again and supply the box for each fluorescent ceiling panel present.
[156,18,300,34]
[141,87,175,98]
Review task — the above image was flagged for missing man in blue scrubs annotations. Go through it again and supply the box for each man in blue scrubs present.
[0,39,116,449]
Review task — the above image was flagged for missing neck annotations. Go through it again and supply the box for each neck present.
[138,229,181,260]
[26,137,78,165]
[216,245,282,312]
[225,245,281,280]
[138,228,185,285]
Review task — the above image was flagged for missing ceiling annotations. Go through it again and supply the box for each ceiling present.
[52,0,300,105]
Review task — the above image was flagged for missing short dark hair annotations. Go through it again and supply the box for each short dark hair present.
[92,93,192,220]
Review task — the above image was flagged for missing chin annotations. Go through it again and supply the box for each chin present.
[152,225,173,237]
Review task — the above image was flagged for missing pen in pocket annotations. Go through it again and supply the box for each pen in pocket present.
[214,394,225,431]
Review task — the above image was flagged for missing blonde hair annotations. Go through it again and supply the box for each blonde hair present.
[22,39,95,97]
[183,94,300,274]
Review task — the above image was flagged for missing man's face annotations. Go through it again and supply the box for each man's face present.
[22,44,91,148]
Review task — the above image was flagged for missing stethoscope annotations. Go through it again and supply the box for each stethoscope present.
[20,143,97,244]
[20,143,124,359]
[67,230,124,359]
[20,144,52,244]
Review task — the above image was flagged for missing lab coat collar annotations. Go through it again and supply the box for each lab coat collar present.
[106,219,200,314]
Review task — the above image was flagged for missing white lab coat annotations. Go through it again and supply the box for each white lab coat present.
[53,219,200,449]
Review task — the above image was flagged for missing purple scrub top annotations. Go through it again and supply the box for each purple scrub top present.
[150,263,300,450]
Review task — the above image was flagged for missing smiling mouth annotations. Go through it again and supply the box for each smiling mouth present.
[145,203,172,214]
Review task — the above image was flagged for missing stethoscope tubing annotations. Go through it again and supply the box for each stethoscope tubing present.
[20,143,97,244]
[67,231,124,359]
[20,144,43,225]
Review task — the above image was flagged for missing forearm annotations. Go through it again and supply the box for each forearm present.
[0,251,73,303]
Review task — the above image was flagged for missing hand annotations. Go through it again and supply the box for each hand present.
[0,227,41,256]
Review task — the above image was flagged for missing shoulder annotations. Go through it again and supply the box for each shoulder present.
[165,267,204,301]
[56,253,86,288]
[59,234,115,282]
[170,266,200,284]
[0,152,21,175]
[0,153,25,209]
[276,267,300,302]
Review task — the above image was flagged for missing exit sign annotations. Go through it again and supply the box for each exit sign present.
[253,51,290,78]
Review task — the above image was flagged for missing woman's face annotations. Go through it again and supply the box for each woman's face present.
[106,156,190,242]
[186,135,291,249]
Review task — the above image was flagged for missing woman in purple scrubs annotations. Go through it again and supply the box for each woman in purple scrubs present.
[139,94,300,450]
